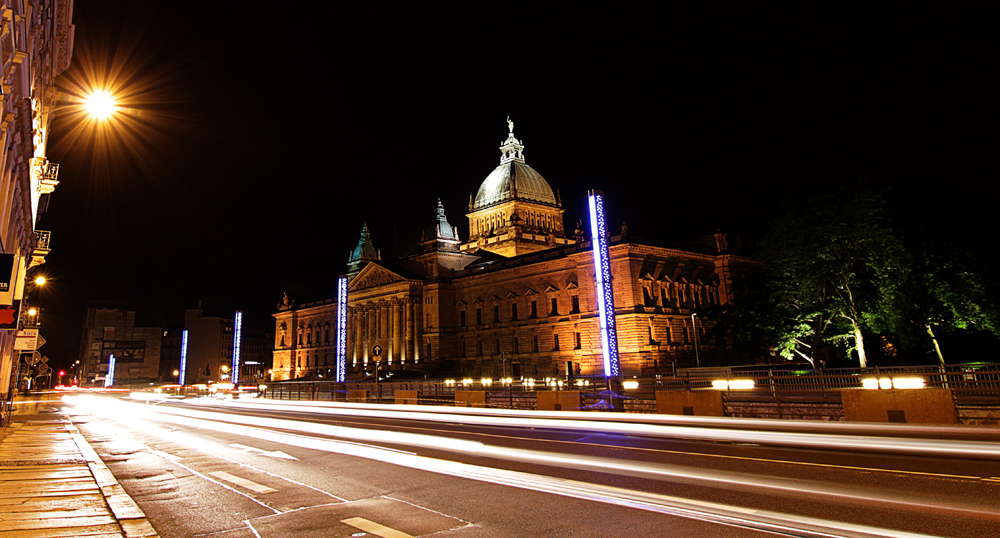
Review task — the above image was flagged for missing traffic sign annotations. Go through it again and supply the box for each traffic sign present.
[372,345,382,357]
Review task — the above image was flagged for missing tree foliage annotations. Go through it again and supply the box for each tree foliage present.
[760,184,905,367]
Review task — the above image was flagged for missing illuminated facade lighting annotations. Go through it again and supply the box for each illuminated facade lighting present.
[179,329,189,386]
[713,379,756,390]
[336,276,348,382]
[232,311,243,385]
[105,354,116,388]
[588,190,620,378]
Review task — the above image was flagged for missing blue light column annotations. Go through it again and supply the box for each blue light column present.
[336,276,348,382]
[105,354,116,388]
[179,329,189,386]
[588,190,620,378]
[232,311,243,385]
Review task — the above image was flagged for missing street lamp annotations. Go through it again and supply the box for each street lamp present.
[83,90,118,120]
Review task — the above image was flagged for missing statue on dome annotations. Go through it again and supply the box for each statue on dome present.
[507,116,514,133]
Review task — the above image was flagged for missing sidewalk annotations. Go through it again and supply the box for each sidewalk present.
[0,392,158,537]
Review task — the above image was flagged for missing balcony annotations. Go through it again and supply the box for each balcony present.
[30,230,51,268]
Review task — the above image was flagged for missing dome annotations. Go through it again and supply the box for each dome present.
[471,120,558,211]
[472,161,558,210]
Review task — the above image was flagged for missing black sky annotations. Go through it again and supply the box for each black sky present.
[33,4,996,369]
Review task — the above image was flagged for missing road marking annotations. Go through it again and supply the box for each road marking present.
[151,450,181,461]
[982,477,1000,483]
[208,471,277,494]
[341,517,414,538]
[229,443,298,460]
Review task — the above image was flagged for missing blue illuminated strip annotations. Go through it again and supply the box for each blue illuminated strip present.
[336,276,348,382]
[232,311,243,385]
[588,190,619,377]
[105,354,116,388]
[179,330,188,386]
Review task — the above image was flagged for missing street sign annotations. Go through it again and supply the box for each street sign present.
[372,345,382,357]
[14,329,38,350]
[25,352,41,366]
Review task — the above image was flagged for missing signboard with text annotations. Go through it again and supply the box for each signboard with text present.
[14,328,39,350]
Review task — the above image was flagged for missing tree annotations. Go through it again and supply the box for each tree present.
[874,189,1000,365]
[761,184,904,367]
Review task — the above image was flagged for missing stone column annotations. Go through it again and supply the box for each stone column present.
[413,298,423,363]
[392,300,402,365]
[402,298,411,364]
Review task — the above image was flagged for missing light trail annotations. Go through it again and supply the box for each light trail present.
[66,395,997,536]
[190,398,1000,461]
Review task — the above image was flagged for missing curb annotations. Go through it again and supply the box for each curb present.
[66,423,160,538]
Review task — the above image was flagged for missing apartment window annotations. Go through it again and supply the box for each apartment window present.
[495,337,500,353]
[476,308,483,325]
[493,305,500,323]
[460,311,466,327]
[514,337,520,353]
[571,295,580,314]
[530,301,537,318]
[325,328,330,342]
[476,340,483,355]
[553,334,560,351]
[550,298,558,316]
[574,332,581,349]
[511,303,518,321]
[533,335,539,352]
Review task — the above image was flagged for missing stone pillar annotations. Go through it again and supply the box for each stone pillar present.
[392,300,402,365]
[345,306,355,367]
[414,299,423,363]
[402,298,411,364]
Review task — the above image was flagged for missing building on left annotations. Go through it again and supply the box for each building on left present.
[0,1,75,422]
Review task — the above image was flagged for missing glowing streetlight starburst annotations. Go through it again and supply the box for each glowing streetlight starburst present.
[83,90,118,119]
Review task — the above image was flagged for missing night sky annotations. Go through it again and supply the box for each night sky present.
[34,4,995,369]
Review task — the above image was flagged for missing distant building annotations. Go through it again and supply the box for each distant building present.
[272,122,758,380]
[78,307,162,385]
[0,1,75,418]
[183,306,271,385]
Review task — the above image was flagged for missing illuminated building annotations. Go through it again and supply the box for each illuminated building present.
[272,122,757,380]
[0,1,74,417]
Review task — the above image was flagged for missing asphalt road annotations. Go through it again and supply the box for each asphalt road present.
[60,395,1000,537]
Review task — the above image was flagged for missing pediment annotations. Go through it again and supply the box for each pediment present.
[505,291,519,298]
[565,282,579,290]
[639,274,655,282]
[489,294,501,302]
[544,284,559,293]
[456,299,468,307]
[471,297,484,304]
[524,288,538,296]
[349,263,409,291]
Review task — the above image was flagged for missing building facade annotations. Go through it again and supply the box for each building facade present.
[272,123,757,381]
[0,1,74,417]
[78,307,162,385]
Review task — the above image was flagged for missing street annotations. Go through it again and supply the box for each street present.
[61,395,1000,537]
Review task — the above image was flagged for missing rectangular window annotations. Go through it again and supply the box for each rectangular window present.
[493,305,500,323]
[514,337,520,353]
[550,298,558,316]
[495,337,500,353]
[553,334,560,351]
[530,301,537,318]
[574,332,581,349]
[571,295,580,314]
[477,340,483,355]
[476,308,483,325]
[460,311,466,327]
[533,335,539,352]
[511,303,518,321]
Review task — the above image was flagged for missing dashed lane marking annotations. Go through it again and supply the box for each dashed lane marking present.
[341,517,415,538]
[208,471,277,494]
